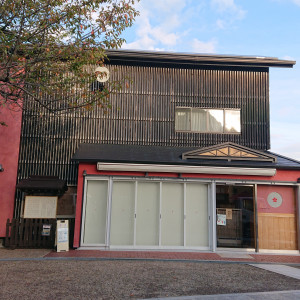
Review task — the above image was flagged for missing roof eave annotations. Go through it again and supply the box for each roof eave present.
[105,49,296,68]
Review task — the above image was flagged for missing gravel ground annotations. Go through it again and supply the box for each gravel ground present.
[0,249,50,258]
[0,260,299,300]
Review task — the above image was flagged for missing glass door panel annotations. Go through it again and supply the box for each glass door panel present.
[186,183,208,247]
[110,181,135,246]
[161,183,184,246]
[136,182,160,246]
[83,180,108,245]
[216,185,255,248]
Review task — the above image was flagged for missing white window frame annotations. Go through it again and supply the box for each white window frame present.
[175,107,241,134]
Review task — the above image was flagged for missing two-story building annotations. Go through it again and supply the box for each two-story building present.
[12,50,300,253]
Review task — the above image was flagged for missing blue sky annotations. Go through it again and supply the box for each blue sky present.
[121,0,300,161]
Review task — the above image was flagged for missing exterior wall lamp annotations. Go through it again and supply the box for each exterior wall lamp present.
[0,164,4,172]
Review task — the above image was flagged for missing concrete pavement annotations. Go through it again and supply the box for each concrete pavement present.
[146,290,300,300]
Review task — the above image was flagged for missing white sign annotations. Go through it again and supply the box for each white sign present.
[57,220,69,252]
[217,214,226,226]
[24,196,57,218]
[58,227,68,243]
[267,192,283,208]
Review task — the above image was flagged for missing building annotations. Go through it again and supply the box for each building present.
[2,49,300,252]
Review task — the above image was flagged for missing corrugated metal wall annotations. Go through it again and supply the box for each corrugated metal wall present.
[17,62,270,187]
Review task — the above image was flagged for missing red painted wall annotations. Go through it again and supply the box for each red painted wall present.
[0,105,22,237]
[73,162,300,248]
[257,185,296,214]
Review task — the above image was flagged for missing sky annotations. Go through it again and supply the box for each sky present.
[121,0,300,161]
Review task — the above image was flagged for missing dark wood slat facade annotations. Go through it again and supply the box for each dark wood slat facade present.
[18,61,270,188]
[16,51,283,217]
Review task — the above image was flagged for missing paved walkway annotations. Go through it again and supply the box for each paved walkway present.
[0,248,299,264]
[251,264,300,280]
[147,290,300,300]
[44,249,300,265]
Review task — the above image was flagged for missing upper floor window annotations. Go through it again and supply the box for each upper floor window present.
[175,107,241,133]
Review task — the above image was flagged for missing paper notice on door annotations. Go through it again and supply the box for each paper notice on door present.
[217,214,226,226]
[226,209,232,220]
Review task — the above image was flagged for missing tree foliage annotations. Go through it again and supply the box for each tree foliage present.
[0,0,139,115]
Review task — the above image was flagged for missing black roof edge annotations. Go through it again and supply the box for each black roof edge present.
[267,151,300,164]
[105,49,296,68]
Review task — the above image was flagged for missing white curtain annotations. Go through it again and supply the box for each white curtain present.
[175,108,191,131]
[191,109,207,132]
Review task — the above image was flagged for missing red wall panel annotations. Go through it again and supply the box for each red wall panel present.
[0,106,22,237]
[257,185,296,214]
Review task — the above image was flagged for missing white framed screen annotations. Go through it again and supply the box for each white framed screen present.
[161,182,184,246]
[186,183,208,247]
[110,181,135,246]
[83,180,108,244]
[136,182,160,246]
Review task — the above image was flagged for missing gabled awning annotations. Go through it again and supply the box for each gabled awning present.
[182,142,277,163]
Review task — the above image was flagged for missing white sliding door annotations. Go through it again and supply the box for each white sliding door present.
[161,183,184,246]
[82,178,209,249]
[110,181,135,246]
[186,183,208,247]
[83,180,108,245]
[136,182,160,246]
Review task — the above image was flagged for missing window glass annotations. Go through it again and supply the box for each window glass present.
[191,109,207,131]
[207,109,224,132]
[175,107,240,134]
[225,110,241,133]
[175,108,191,131]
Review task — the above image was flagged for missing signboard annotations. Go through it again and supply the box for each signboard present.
[226,209,232,220]
[57,220,69,252]
[267,192,283,208]
[217,214,226,226]
[24,196,57,219]
[41,224,52,236]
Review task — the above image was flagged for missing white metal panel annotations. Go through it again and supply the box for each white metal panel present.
[136,182,160,246]
[110,181,135,245]
[161,183,184,246]
[83,180,108,245]
[186,183,209,247]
